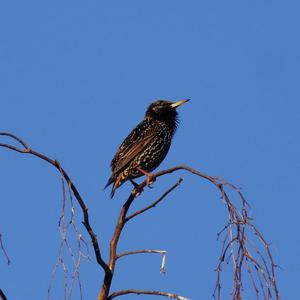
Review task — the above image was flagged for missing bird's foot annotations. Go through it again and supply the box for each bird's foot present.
[146,174,155,187]
[132,185,144,197]
[136,167,156,187]
[130,179,144,197]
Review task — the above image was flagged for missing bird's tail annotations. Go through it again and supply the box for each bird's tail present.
[104,176,114,189]
[104,176,117,199]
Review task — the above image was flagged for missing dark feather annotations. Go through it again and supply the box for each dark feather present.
[106,99,188,198]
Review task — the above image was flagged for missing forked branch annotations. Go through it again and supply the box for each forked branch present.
[0,132,280,300]
[98,179,184,300]
[0,132,109,274]
[100,165,279,299]
[125,178,183,222]
[0,233,10,265]
[107,289,189,300]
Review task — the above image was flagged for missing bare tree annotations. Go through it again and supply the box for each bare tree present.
[0,132,280,300]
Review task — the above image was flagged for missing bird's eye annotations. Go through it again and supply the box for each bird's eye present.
[153,105,163,113]
[152,106,159,113]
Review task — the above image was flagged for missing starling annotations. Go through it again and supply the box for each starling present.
[105,99,189,198]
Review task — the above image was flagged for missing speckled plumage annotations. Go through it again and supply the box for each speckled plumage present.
[105,99,189,198]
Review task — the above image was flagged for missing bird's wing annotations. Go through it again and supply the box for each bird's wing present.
[111,120,156,175]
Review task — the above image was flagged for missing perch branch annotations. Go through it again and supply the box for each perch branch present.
[126,165,278,300]
[117,250,167,273]
[0,132,109,274]
[98,179,183,300]
[126,178,183,222]
[107,289,189,300]
[1,133,280,300]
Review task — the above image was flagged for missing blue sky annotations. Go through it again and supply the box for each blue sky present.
[0,1,299,299]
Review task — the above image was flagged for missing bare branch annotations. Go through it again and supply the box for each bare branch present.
[1,133,280,300]
[0,132,109,274]
[0,132,29,149]
[98,178,184,299]
[107,289,189,300]
[117,250,167,273]
[135,165,243,194]
[0,233,10,265]
[130,164,279,299]
[98,193,135,300]
[117,249,166,259]
[126,178,183,222]
[0,289,8,300]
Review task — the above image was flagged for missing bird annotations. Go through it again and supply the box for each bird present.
[105,99,189,198]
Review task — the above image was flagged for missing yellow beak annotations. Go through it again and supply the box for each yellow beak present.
[170,99,190,108]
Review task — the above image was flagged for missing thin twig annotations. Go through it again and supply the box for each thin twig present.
[98,179,183,300]
[126,178,183,222]
[0,132,109,274]
[0,289,8,300]
[1,133,280,300]
[107,289,189,300]
[117,249,166,260]
[117,250,167,273]
[0,132,29,148]
[0,234,10,264]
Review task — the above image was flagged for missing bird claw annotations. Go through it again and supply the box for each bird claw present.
[132,185,144,197]
[136,167,155,187]
[146,174,155,186]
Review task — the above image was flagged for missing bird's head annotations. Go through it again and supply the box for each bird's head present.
[145,99,190,123]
